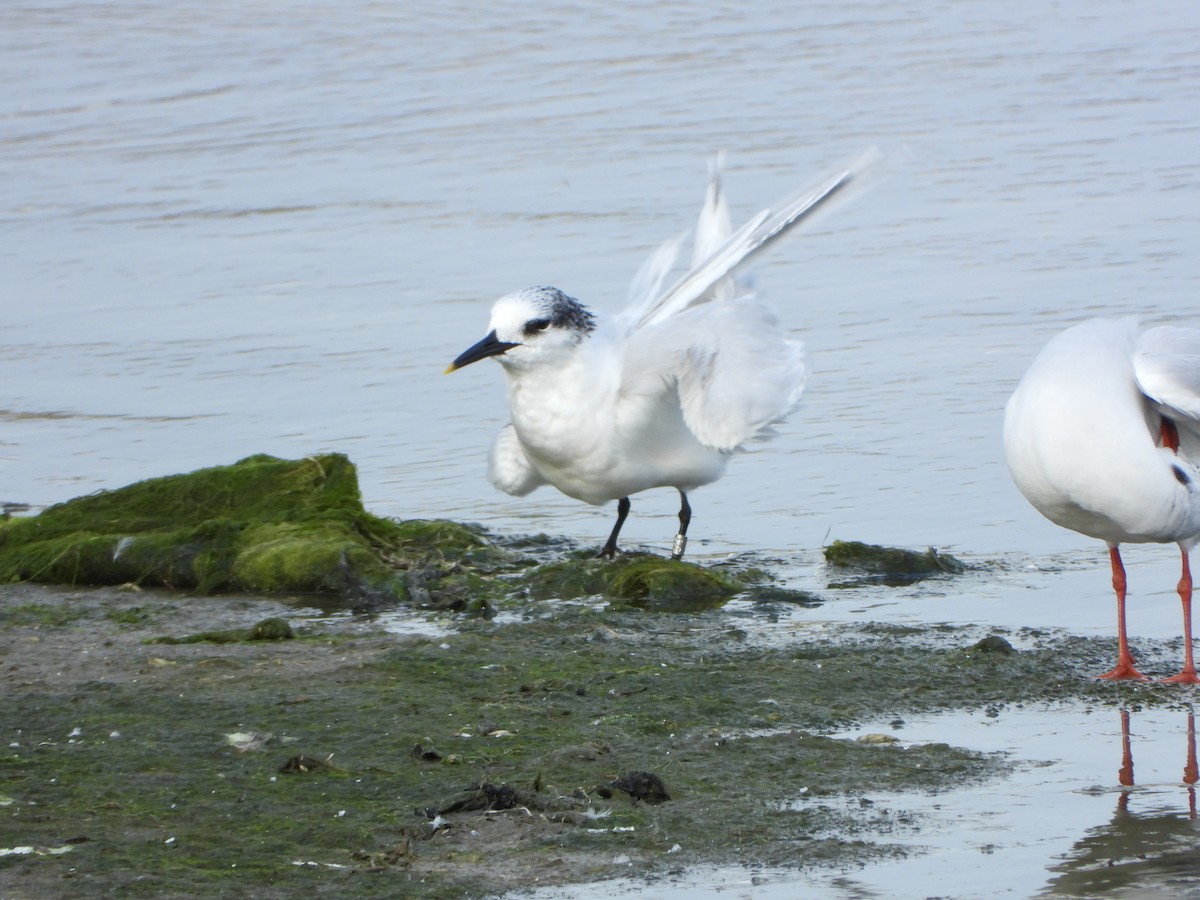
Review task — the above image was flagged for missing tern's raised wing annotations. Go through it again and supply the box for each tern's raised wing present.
[626,299,809,452]
[624,233,683,320]
[1134,326,1200,423]
[622,153,734,321]
[690,152,736,303]
[629,149,880,332]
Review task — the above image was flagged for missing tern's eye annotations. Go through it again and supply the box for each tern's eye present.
[523,318,551,337]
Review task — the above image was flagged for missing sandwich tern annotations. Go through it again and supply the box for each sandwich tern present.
[447,153,876,560]
[1004,317,1200,682]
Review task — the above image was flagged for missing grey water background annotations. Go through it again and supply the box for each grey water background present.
[4,1,1200,896]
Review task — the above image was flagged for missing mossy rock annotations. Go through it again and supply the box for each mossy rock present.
[16,453,362,536]
[390,519,503,567]
[823,539,965,586]
[526,555,738,611]
[0,454,505,604]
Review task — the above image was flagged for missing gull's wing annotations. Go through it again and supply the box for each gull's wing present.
[1134,325,1200,461]
[629,148,881,331]
[1134,326,1200,422]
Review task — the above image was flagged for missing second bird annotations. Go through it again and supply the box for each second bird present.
[446,153,874,560]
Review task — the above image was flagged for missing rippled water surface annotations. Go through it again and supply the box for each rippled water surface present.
[4,1,1200,895]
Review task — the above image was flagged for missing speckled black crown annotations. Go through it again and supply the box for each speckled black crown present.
[529,286,596,333]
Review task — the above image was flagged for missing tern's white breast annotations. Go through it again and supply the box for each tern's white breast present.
[502,334,726,504]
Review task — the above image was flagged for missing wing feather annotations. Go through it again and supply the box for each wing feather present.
[632,148,881,330]
[488,424,545,496]
[1134,326,1200,422]
[627,300,808,451]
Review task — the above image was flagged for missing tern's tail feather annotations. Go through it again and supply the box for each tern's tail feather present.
[632,148,882,331]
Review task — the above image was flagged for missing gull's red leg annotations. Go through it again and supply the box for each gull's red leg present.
[1097,546,1149,680]
[1161,546,1200,684]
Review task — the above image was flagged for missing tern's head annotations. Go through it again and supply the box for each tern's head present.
[445,286,596,374]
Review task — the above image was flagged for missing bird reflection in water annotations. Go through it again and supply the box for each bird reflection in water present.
[1042,710,1200,896]
[1114,709,1197,817]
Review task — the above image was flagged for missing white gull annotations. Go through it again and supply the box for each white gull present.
[1004,317,1200,682]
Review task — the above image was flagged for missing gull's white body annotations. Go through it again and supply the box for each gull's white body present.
[451,152,877,554]
[1004,318,1200,545]
[1003,316,1200,681]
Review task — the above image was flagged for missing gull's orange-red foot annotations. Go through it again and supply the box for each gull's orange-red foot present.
[1159,668,1200,685]
[1095,662,1149,681]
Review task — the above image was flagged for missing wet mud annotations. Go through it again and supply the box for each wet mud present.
[0,573,1180,899]
[1,459,1191,896]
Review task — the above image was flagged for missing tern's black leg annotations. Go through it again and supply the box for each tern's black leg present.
[671,491,692,561]
[598,496,631,558]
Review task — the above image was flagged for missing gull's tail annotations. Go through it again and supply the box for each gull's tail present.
[631,147,883,330]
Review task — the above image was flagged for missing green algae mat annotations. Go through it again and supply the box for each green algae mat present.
[0,454,823,611]
[1,581,1172,899]
[0,453,441,599]
[0,458,1187,898]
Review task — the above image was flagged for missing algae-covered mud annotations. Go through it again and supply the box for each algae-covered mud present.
[2,460,1197,897]
[1,576,1189,899]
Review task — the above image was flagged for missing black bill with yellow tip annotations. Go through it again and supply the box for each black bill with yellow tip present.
[444,330,518,374]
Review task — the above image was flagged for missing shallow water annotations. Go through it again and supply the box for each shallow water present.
[4,0,1200,895]
[536,704,1200,899]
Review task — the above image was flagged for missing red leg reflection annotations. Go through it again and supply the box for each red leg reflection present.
[1118,709,1134,787]
[1186,712,1198,819]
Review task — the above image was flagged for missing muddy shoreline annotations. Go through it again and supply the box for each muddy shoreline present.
[3,573,1184,899]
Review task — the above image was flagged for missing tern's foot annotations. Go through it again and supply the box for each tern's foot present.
[1159,667,1200,685]
[1095,661,1149,682]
